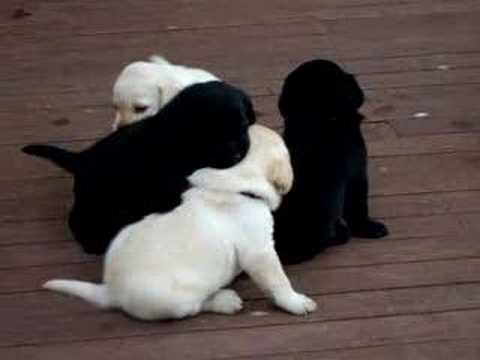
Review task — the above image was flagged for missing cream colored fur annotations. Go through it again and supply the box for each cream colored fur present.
[112,55,218,130]
[44,125,317,320]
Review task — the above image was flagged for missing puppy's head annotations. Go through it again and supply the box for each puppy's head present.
[112,61,164,129]
[112,61,179,130]
[238,125,293,210]
[249,125,293,197]
[164,81,255,171]
[189,125,292,211]
[278,59,364,121]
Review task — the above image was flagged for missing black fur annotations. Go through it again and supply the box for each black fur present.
[273,59,388,264]
[22,81,255,254]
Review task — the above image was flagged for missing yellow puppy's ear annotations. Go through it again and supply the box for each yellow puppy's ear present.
[269,157,294,195]
[148,54,170,65]
[156,85,164,103]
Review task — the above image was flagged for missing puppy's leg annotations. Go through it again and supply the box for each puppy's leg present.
[344,174,388,238]
[240,245,317,315]
[328,218,351,246]
[202,289,243,314]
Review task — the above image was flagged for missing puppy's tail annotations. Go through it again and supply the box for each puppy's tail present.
[148,54,170,65]
[22,144,78,173]
[43,279,112,309]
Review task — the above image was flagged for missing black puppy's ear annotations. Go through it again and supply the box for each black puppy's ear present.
[243,95,256,125]
[22,144,78,173]
[344,74,365,109]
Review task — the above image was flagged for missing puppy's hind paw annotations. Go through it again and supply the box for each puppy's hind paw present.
[350,219,389,239]
[274,292,317,315]
[203,289,243,315]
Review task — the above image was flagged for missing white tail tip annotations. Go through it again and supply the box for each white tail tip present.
[43,279,111,309]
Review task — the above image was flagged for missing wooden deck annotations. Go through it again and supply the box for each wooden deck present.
[1,0,480,359]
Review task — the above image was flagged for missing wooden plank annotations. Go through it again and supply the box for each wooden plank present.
[379,214,463,240]
[237,257,480,298]
[0,219,68,246]
[2,309,480,360]
[392,116,480,137]
[369,152,480,196]
[0,94,282,145]
[238,82,480,135]
[0,262,101,294]
[370,191,480,218]
[328,12,480,59]
[0,104,479,156]
[0,241,97,269]
[3,51,480,102]
[459,212,480,235]
[359,67,480,91]
[0,200,467,259]
[3,0,478,40]
[0,21,331,86]
[3,53,480,109]
[7,144,82,181]
[5,147,480,191]
[367,131,480,157]
[1,282,479,348]
[1,97,479,154]
[228,339,480,360]
[0,226,480,270]
[0,121,480,191]
[0,107,111,145]
[1,54,480,144]
[0,196,471,244]
[342,51,480,76]
[0,194,70,223]
[0,177,71,201]
[1,75,479,147]
[0,97,278,145]
[3,46,480,96]
[2,12,480,100]
[1,257,479,296]
[363,83,480,126]
[1,183,479,228]
[317,235,477,269]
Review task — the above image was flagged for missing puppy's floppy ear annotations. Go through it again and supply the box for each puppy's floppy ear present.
[148,54,170,65]
[242,93,256,125]
[268,157,294,195]
[156,84,164,103]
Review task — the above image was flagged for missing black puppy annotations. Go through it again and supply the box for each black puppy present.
[23,81,255,254]
[274,59,388,264]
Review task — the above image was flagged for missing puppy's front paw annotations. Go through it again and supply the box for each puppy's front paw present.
[274,292,317,315]
[350,218,389,238]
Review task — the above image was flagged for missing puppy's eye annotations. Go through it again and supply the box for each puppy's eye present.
[133,105,148,114]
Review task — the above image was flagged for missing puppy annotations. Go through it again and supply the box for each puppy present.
[43,125,317,320]
[274,59,389,264]
[112,55,218,129]
[23,81,254,255]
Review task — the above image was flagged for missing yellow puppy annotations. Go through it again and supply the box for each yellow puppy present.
[44,125,316,320]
